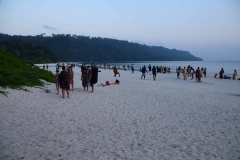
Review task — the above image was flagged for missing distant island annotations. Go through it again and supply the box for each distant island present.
[0,33,202,62]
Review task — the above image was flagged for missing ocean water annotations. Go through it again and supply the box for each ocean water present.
[77,61,240,77]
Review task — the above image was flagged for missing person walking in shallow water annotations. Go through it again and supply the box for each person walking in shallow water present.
[141,65,148,80]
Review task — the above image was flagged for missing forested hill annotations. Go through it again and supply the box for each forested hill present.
[0,41,58,63]
[0,33,202,62]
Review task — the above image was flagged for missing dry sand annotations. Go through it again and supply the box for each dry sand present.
[0,65,240,160]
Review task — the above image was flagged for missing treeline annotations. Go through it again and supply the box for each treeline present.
[0,40,58,63]
[0,33,202,62]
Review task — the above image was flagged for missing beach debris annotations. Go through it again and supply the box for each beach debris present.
[45,89,50,93]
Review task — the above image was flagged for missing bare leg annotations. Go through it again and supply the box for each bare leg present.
[62,89,65,98]
[66,90,70,98]
[91,86,94,93]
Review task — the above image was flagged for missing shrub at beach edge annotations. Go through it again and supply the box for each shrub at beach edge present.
[0,50,55,90]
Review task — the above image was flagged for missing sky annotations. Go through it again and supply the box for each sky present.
[0,0,240,61]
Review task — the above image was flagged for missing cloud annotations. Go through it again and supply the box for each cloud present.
[42,25,57,30]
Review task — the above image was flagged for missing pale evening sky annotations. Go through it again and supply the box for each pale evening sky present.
[0,0,240,61]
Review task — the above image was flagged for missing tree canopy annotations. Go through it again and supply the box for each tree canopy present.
[0,33,202,62]
[0,40,59,64]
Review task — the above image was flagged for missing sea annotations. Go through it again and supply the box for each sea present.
[76,61,240,77]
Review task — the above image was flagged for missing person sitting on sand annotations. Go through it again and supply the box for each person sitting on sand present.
[58,66,70,98]
[55,69,60,94]
[68,66,74,91]
[232,70,237,80]
[113,67,120,77]
[214,74,218,78]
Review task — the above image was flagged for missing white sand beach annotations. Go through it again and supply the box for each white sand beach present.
[1,65,240,160]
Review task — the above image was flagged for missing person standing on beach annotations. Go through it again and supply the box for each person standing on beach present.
[232,70,237,80]
[113,66,120,77]
[81,66,89,91]
[195,67,200,82]
[141,65,148,79]
[68,66,74,91]
[176,66,181,79]
[183,67,187,80]
[59,66,70,98]
[88,67,94,93]
[152,66,157,80]
[46,64,48,70]
[131,64,134,73]
[203,68,207,77]
[55,69,60,94]
[148,64,152,74]
[219,68,224,79]
[190,67,195,80]
[187,65,191,77]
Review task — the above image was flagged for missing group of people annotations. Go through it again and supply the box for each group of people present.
[176,66,206,82]
[55,63,96,98]
[42,64,48,70]
[140,65,158,80]
[55,65,74,98]
[215,68,238,80]
[80,64,95,93]
[54,62,238,98]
